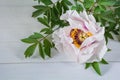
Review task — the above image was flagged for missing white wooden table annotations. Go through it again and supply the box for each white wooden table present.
[0,0,120,80]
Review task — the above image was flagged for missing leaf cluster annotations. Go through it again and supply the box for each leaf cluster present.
[71,0,120,43]
[21,0,120,75]
[85,58,108,75]
[22,0,73,59]
[81,0,120,43]
[21,32,53,59]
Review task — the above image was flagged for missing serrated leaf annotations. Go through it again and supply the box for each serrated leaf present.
[41,0,53,5]
[85,63,91,69]
[24,43,37,58]
[38,17,50,27]
[21,38,38,43]
[39,42,45,59]
[92,62,101,75]
[100,59,108,64]
[29,32,43,39]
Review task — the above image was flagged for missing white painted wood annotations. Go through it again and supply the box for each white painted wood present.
[0,62,120,80]
[0,0,37,6]
[0,0,120,79]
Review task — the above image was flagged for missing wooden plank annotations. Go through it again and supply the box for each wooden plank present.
[0,62,120,80]
[0,0,37,6]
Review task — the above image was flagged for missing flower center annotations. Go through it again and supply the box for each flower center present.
[70,28,92,48]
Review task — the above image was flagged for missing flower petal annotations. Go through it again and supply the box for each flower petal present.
[87,40,107,62]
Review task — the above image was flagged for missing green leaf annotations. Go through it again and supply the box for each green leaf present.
[21,38,38,43]
[44,39,52,48]
[40,0,53,5]
[53,5,60,16]
[100,16,115,23]
[83,0,94,9]
[40,28,49,32]
[92,62,101,75]
[114,1,120,7]
[39,42,45,59]
[105,34,108,44]
[44,46,51,57]
[77,5,83,12]
[94,6,101,14]
[106,32,114,39]
[107,48,111,52]
[32,10,44,17]
[29,32,43,39]
[40,28,53,34]
[98,5,106,11]
[37,17,50,27]
[24,43,37,58]
[61,1,69,12]
[33,5,47,9]
[43,39,52,57]
[32,7,50,17]
[38,0,40,4]
[115,7,120,17]
[63,0,72,6]
[85,63,91,69]
[57,1,63,15]
[99,0,115,6]
[45,9,51,23]
[100,59,108,64]
[99,10,116,23]
[71,6,77,10]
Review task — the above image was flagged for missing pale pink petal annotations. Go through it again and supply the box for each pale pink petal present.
[87,40,107,62]
[78,42,99,63]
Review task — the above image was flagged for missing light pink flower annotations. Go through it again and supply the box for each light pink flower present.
[52,10,107,63]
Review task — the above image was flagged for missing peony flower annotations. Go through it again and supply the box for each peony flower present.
[52,10,107,63]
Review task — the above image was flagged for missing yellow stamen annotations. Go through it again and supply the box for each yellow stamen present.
[70,28,93,48]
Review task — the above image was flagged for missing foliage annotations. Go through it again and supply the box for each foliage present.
[21,0,120,75]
